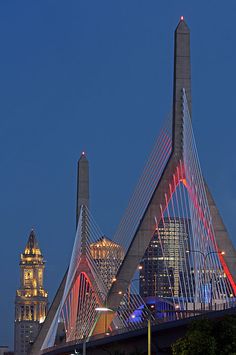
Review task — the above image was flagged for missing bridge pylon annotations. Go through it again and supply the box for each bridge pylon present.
[92,18,236,335]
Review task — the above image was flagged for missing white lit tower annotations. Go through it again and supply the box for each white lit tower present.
[14,230,48,355]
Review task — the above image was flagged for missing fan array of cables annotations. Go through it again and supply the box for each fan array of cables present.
[41,91,234,351]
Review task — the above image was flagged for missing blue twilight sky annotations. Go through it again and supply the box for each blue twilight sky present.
[1,0,236,347]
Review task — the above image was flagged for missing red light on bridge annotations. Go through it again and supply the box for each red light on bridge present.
[180,16,184,21]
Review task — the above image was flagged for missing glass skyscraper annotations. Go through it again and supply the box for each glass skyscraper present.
[139,218,192,299]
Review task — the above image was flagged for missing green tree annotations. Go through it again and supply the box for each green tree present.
[214,315,236,355]
[172,316,236,355]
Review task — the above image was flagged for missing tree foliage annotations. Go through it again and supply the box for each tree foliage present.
[172,315,236,355]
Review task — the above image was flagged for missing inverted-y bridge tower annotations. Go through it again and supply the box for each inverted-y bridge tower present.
[93,17,236,334]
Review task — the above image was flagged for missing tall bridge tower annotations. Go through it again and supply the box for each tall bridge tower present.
[92,17,236,333]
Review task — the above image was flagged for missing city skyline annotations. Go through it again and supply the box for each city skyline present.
[1,1,236,348]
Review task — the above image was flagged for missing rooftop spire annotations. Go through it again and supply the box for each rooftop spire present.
[24,229,42,256]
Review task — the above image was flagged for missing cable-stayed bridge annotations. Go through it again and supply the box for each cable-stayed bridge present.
[31,18,236,355]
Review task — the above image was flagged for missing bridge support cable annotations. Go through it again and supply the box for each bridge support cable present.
[182,91,234,303]
[112,113,173,252]
[157,92,234,309]
[151,91,234,310]
[41,206,108,348]
[42,203,151,349]
[92,91,235,335]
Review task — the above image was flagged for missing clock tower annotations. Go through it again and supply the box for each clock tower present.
[14,230,48,355]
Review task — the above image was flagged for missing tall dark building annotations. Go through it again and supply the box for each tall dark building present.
[139,218,191,299]
[14,230,48,355]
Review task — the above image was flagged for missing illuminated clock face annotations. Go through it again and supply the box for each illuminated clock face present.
[24,269,33,283]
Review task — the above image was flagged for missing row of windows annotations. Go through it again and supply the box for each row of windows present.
[20,324,33,329]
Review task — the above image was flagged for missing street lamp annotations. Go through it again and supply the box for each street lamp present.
[108,277,154,355]
[95,307,113,312]
[95,304,153,355]
[186,249,225,309]
[77,290,111,355]
[94,289,128,337]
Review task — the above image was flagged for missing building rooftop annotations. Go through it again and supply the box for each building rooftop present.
[23,229,42,256]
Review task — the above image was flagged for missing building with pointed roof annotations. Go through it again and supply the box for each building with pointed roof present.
[14,230,48,355]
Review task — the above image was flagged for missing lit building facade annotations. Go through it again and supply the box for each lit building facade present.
[90,236,124,288]
[139,218,191,299]
[14,230,48,355]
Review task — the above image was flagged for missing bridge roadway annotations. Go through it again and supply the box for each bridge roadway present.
[41,307,236,355]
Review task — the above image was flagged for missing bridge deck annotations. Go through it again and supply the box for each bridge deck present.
[41,307,236,355]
